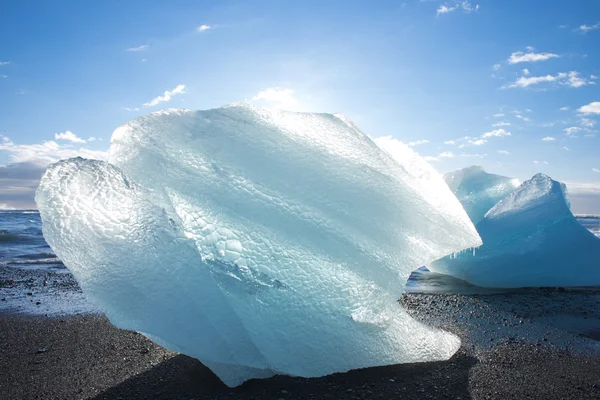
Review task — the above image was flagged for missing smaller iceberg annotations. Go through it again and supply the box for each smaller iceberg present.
[429,173,600,288]
[444,166,520,225]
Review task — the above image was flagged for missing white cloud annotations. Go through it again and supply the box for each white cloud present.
[578,101,600,114]
[252,87,298,109]
[559,106,570,111]
[577,23,600,33]
[533,160,539,164]
[459,153,487,158]
[0,74,6,78]
[580,118,596,128]
[522,68,530,75]
[87,136,99,142]
[470,139,487,146]
[54,131,86,144]
[564,127,581,135]
[448,129,511,148]
[408,139,430,147]
[542,136,556,141]
[492,121,510,127]
[497,150,510,155]
[0,61,9,66]
[493,113,504,117]
[506,72,565,88]
[563,146,570,151]
[436,1,479,16]
[143,84,186,108]
[424,151,455,162]
[482,128,511,138]
[593,168,600,173]
[493,64,501,71]
[566,71,595,88]
[515,114,531,122]
[0,134,108,166]
[508,49,559,64]
[127,45,148,52]
[196,24,212,32]
[506,71,595,89]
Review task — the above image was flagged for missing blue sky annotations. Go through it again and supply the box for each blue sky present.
[1,0,599,212]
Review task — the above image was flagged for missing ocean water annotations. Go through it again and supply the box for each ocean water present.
[0,210,64,272]
[1,210,600,314]
[0,210,96,315]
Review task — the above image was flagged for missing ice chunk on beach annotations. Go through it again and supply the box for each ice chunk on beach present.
[36,105,481,386]
[444,166,520,225]
[429,173,600,288]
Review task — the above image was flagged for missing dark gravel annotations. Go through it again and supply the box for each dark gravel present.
[1,287,600,399]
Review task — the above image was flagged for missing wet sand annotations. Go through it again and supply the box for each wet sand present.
[2,286,600,399]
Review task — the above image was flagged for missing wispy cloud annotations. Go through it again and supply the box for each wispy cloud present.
[252,87,298,109]
[515,114,531,122]
[505,71,595,89]
[54,131,86,144]
[542,137,556,141]
[196,24,212,32]
[407,139,430,146]
[564,127,581,135]
[580,118,596,128]
[0,61,10,66]
[493,64,501,71]
[508,48,559,64]
[446,128,511,149]
[424,151,455,162]
[142,84,186,108]
[506,73,565,88]
[493,113,504,117]
[578,101,600,114]
[577,23,600,33]
[560,106,570,111]
[481,128,511,138]
[497,150,511,155]
[0,134,107,166]
[593,168,600,173]
[127,45,148,52]
[436,1,479,16]
[563,146,570,151]
[492,121,510,127]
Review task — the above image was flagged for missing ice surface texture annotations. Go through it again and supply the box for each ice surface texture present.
[429,173,600,288]
[443,166,520,225]
[36,105,481,386]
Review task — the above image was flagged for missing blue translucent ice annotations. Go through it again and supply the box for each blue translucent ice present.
[444,166,520,225]
[36,105,481,386]
[429,173,600,288]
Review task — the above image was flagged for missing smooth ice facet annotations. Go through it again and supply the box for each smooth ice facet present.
[443,166,520,225]
[36,105,481,386]
[429,173,600,288]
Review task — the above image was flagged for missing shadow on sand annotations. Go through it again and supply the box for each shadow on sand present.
[92,351,478,400]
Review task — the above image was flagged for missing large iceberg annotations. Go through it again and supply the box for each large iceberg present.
[36,105,481,386]
[429,172,600,288]
[443,166,520,225]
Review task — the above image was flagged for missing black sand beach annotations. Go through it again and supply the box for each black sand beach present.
[2,286,600,400]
